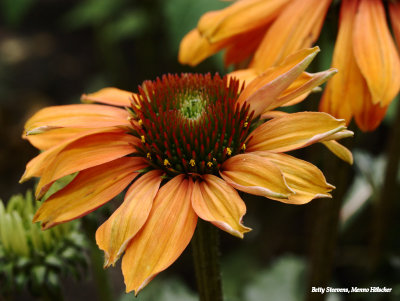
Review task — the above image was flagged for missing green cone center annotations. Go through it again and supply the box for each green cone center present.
[180,95,205,120]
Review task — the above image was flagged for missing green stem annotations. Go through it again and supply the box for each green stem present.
[369,101,400,272]
[191,220,223,301]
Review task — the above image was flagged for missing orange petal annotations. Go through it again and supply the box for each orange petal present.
[20,127,125,183]
[121,175,197,295]
[256,152,334,204]
[353,0,400,106]
[24,104,130,135]
[35,131,139,198]
[228,68,259,87]
[260,110,289,120]
[220,153,293,199]
[198,0,289,43]
[319,0,362,124]
[390,2,400,48]
[247,112,346,152]
[81,87,134,107]
[238,47,320,117]
[96,170,163,267]
[33,157,147,230]
[24,127,94,151]
[321,140,353,165]
[251,0,331,70]
[192,174,251,238]
[178,29,227,66]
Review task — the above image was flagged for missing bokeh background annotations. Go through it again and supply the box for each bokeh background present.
[1,0,399,300]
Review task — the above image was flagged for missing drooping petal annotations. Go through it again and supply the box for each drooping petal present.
[178,29,227,66]
[96,170,163,267]
[198,0,289,43]
[256,152,334,204]
[250,0,332,71]
[353,0,400,106]
[35,131,139,198]
[33,157,147,230]
[321,141,353,165]
[24,104,130,135]
[228,68,259,86]
[191,174,251,238]
[246,112,346,152]
[238,47,321,117]
[319,0,362,123]
[20,127,125,183]
[390,2,400,47]
[220,153,293,199]
[81,87,134,107]
[260,110,289,120]
[121,175,197,295]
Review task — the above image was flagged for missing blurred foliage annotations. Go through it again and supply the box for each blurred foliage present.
[0,190,88,299]
[1,0,36,27]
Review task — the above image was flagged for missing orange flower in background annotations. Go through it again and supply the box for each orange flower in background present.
[21,48,352,295]
[179,0,400,131]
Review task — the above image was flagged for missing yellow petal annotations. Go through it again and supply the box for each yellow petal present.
[81,87,134,107]
[121,175,197,295]
[321,140,353,165]
[35,131,139,198]
[256,152,334,204]
[390,2,400,48]
[96,170,163,267]
[246,112,346,152]
[220,153,293,199]
[20,127,124,183]
[251,0,331,70]
[198,0,289,43]
[238,47,320,117]
[192,174,251,238]
[24,104,130,135]
[319,0,362,123]
[178,29,227,66]
[33,157,147,230]
[353,0,400,106]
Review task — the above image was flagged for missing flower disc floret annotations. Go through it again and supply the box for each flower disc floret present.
[130,73,254,176]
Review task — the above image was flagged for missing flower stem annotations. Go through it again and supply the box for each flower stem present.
[191,220,223,301]
[369,101,400,272]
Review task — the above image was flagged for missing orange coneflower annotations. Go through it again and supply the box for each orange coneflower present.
[179,0,400,131]
[21,48,352,295]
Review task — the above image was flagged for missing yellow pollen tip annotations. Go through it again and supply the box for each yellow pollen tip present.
[244,121,248,128]
[241,144,246,151]
[207,162,213,168]
[164,159,171,167]
[146,153,151,159]
[138,119,143,126]
[226,147,232,156]
[189,159,196,167]
[141,136,145,143]
[135,104,141,110]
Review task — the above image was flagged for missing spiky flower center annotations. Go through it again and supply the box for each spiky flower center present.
[130,73,253,177]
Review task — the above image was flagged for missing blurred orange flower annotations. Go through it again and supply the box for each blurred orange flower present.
[179,0,400,131]
[21,48,352,295]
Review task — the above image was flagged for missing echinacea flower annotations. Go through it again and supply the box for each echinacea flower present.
[21,48,352,295]
[179,0,400,131]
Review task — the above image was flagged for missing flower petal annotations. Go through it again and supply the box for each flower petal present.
[192,174,251,238]
[96,170,163,267]
[20,127,125,183]
[121,175,197,295]
[319,0,362,123]
[198,0,289,43]
[256,152,334,204]
[220,153,293,199]
[33,157,147,230]
[246,112,346,152]
[24,104,130,135]
[178,29,227,66]
[238,47,320,117]
[35,131,139,198]
[321,141,353,165]
[81,87,134,107]
[250,0,331,70]
[353,0,400,106]
[390,2,400,47]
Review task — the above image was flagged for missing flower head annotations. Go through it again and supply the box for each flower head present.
[21,48,352,295]
[179,0,400,131]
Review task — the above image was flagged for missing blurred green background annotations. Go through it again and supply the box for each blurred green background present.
[1,0,399,300]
